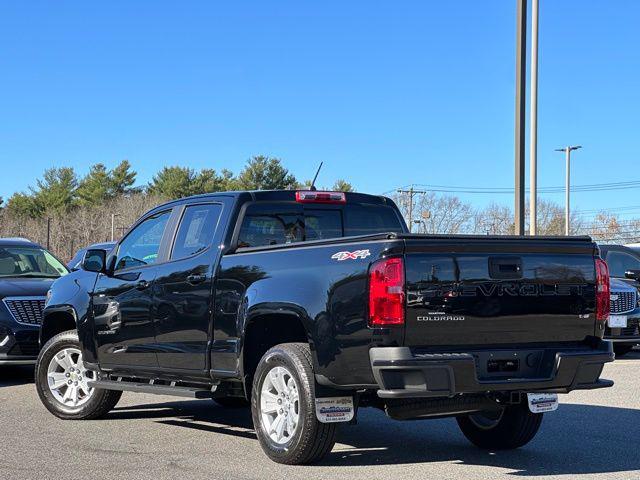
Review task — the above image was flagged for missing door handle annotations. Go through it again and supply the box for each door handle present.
[187,273,206,285]
[135,280,150,290]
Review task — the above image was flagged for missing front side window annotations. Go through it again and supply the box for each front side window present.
[171,204,223,260]
[115,210,171,271]
[0,246,68,278]
[606,251,640,278]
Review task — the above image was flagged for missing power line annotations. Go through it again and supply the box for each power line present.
[383,180,640,196]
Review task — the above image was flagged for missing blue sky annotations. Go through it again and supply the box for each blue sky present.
[1,1,638,223]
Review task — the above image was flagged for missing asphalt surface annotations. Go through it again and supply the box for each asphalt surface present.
[1,351,639,480]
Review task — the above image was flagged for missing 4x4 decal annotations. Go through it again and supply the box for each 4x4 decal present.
[331,249,371,261]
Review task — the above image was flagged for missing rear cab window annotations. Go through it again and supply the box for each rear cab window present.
[171,203,223,259]
[237,201,404,248]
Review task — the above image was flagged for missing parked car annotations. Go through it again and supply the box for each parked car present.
[67,242,116,271]
[607,279,640,356]
[598,244,640,356]
[0,238,68,366]
[37,190,614,464]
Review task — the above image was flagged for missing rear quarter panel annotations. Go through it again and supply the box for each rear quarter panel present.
[213,239,403,387]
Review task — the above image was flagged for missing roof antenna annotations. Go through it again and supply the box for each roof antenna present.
[309,161,323,191]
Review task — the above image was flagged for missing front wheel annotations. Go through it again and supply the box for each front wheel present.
[251,343,337,465]
[457,400,543,450]
[35,330,122,420]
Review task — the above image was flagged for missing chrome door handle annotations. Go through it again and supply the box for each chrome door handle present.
[135,280,150,290]
[187,273,206,285]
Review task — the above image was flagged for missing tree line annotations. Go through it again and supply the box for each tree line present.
[1,156,353,218]
[0,156,353,260]
[0,155,635,262]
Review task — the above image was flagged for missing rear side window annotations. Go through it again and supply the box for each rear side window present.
[304,209,342,241]
[237,202,404,248]
[343,205,403,236]
[238,204,304,248]
[171,204,223,259]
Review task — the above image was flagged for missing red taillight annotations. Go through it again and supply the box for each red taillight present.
[295,190,346,204]
[368,257,405,327]
[595,258,610,322]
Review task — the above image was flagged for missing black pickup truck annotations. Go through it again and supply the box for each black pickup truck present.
[36,189,614,464]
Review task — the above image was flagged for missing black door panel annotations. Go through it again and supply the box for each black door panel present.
[154,202,225,372]
[93,269,158,367]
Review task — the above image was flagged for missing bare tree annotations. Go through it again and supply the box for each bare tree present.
[473,203,514,235]
[0,193,166,261]
[393,191,474,234]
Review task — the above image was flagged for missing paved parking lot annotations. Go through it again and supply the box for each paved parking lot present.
[1,351,639,480]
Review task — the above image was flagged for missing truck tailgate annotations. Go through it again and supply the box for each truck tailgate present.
[403,237,598,348]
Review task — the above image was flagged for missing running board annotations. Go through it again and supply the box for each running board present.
[88,379,215,399]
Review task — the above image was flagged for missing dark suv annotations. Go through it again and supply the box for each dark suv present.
[599,244,640,356]
[0,238,69,366]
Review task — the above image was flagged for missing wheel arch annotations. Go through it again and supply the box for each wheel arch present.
[240,310,311,398]
[40,307,78,347]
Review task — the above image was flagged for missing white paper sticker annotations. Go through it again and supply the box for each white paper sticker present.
[609,315,628,328]
[315,396,354,423]
[527,393,559,413]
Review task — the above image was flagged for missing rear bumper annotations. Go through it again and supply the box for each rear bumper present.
[370,341,615,399]
[604,335,640,344]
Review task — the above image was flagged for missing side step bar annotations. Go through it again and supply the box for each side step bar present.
[88,379,215,399]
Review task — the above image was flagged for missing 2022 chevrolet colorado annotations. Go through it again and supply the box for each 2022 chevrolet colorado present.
[37,190,614,464]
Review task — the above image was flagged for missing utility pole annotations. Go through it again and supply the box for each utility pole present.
[397,186,427,232]
[514,0,528,235]
[46,217,51,250]
[110,213,120,242]
[529,0,539,235]
[555,146,581,235]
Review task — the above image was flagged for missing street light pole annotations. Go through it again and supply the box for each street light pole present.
[555,146,582,236]
[529,0,539,235]
[514,0,528,235]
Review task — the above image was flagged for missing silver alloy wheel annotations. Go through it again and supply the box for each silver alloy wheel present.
[260,365,300,445]
[468,409,505,430]
[47,347,95,408]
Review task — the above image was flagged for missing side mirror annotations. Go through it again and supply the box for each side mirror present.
[82,249,107,273]
[624,269,640,281]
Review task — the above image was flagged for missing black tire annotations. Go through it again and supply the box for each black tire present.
[35,330,122,420]
[613,344,634,357]
[213,396,250,408]
[251,343,338,465]
[457,400,543,450]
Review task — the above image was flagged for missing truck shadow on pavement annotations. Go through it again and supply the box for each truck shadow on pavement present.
[0,366,34,387]
[109,399,640,476]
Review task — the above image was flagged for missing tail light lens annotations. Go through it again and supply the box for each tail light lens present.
[595,258,610,322]
[368,257,405,327]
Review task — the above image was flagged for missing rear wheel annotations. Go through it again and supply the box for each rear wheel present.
[613,344,634,357]
[35,330,122,420]
[457,400,543,450]
[251,343,337,464]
